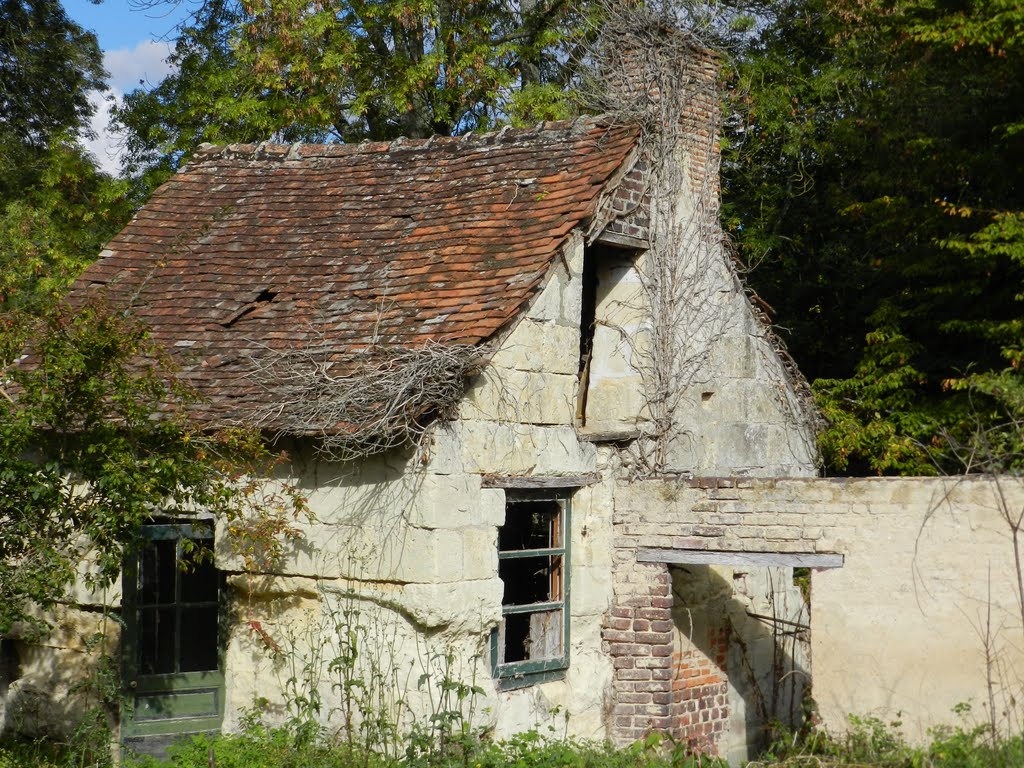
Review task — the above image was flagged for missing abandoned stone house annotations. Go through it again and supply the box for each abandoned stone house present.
[5,32,1024,767]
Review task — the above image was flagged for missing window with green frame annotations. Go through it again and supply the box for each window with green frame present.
[491,490,570,689]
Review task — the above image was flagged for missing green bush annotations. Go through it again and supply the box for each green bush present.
[927,724,1024,768]
[117,724,728,768]
[0,738,78,768]
[756,713,1024,767]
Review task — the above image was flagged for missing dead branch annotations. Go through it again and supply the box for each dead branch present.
[580,5,732,473]
[242,340,481,462]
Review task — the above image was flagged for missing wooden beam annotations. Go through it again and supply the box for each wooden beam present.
[636,548,844,569]
[481,473,602,489]
[593,230,649,251]
[577,429,642,443]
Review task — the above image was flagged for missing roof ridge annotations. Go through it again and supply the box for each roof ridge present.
[188,114,621,167]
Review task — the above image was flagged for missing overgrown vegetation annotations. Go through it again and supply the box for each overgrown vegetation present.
[151,728,731,768]
[4,711,1024,768]
[0,298,307,637]
[0,725,735,768]
[753,714,1024,767]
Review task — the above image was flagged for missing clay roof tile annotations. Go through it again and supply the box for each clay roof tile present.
[67,116,639,430]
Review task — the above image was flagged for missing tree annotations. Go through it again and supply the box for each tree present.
[113,0,590,173]
[0,0,136,312]
[0,0,105,147]
[723,0,1024,474]
[0,138,139,313]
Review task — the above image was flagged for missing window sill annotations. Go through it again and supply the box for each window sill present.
[493,666,567,691]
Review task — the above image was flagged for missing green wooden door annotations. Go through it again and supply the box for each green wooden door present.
[121,523,224,757]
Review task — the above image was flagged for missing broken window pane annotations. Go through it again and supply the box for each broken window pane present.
[501,609,564,664]
[499,501,560,550]
[494,492,570,677]
[499,555,560,605]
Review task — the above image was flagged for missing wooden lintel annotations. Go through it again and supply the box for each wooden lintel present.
[593,230,649,251]
[577,429,642,443]
[636,548,844,570]
[481,473,602,489]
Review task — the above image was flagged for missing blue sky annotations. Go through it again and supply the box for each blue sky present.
[63,0,193,173]
[63,0,189,52]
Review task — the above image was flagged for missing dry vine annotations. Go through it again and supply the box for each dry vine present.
[580,3,820,474]
[243,340,481,462]
[582,5,734,473]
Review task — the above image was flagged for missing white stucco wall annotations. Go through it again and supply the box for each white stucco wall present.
[811,476,1024,742]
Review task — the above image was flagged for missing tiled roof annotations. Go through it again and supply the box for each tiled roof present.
[71,116,640,428]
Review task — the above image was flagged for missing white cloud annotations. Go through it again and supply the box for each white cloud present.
[82,91,121,175]
[104,39,175,92]
[80,40,176,176]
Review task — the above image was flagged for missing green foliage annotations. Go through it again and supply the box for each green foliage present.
[115,724,729,768]
[0,0,135,314]
[135,724,366,768]
[0,139,135,313]
[814,312,936,475]
[0,298,306,637]
[756,714,1024,767]
[112,0,259,179]
[724,0,1024,474]
[0,739,66,768]
[0,0,105,147]
[759,715,918,766]
[113,0,592,173]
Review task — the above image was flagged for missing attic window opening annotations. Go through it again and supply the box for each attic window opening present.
[491,490,570,689]
[576,243,641,427]
[577,249,598,426]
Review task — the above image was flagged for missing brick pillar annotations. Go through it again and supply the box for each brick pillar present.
[670,627,729,753]
[605,559,731,754]
[603,562,675,743]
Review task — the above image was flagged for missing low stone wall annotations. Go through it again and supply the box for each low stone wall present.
[613,475,1024,743]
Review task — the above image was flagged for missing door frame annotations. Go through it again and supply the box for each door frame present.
[121,521,225,748]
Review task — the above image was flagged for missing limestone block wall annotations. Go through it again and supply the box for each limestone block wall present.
[614,475,1024,743]
[0,560,121,741]
[0,606,118,740]
[663,298,818,478]
[216,231,619,741]
[584,247,650,434]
